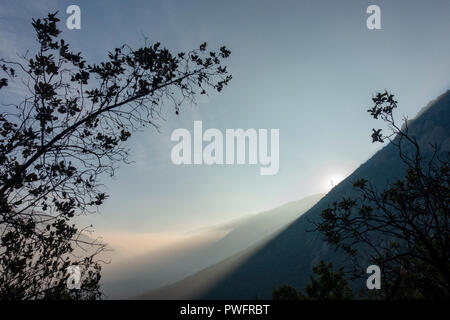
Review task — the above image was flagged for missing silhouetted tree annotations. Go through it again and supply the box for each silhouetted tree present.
[272,261,354,300]
[0,12,231,299]
[316,91,449,299]
[272,284,301,300]
[300,261,354,300]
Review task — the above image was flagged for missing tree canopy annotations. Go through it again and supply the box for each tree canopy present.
[317,91,449,299]
[272,261,354,300]
[0,12,232,299]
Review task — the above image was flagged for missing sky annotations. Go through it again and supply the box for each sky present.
[1,0,450,235]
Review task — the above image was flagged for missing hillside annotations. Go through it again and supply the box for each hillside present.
[140,90,450,299]
[102,194,323,298]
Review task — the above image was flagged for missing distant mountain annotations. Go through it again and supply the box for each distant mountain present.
[102,193,323,298]
[141,90,450,299]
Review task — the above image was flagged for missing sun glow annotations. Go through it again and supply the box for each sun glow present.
[326,173,346,190]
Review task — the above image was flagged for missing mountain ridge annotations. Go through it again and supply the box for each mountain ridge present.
[103,193,324,298]
[139,90,450,299]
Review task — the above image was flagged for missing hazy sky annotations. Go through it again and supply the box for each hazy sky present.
[1,0,450,233]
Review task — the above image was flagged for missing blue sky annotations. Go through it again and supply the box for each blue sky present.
[1,0,450,234]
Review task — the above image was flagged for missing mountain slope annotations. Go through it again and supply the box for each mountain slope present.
[200,90,450,299]
[141,90,450,299]
[103,193,323,298]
